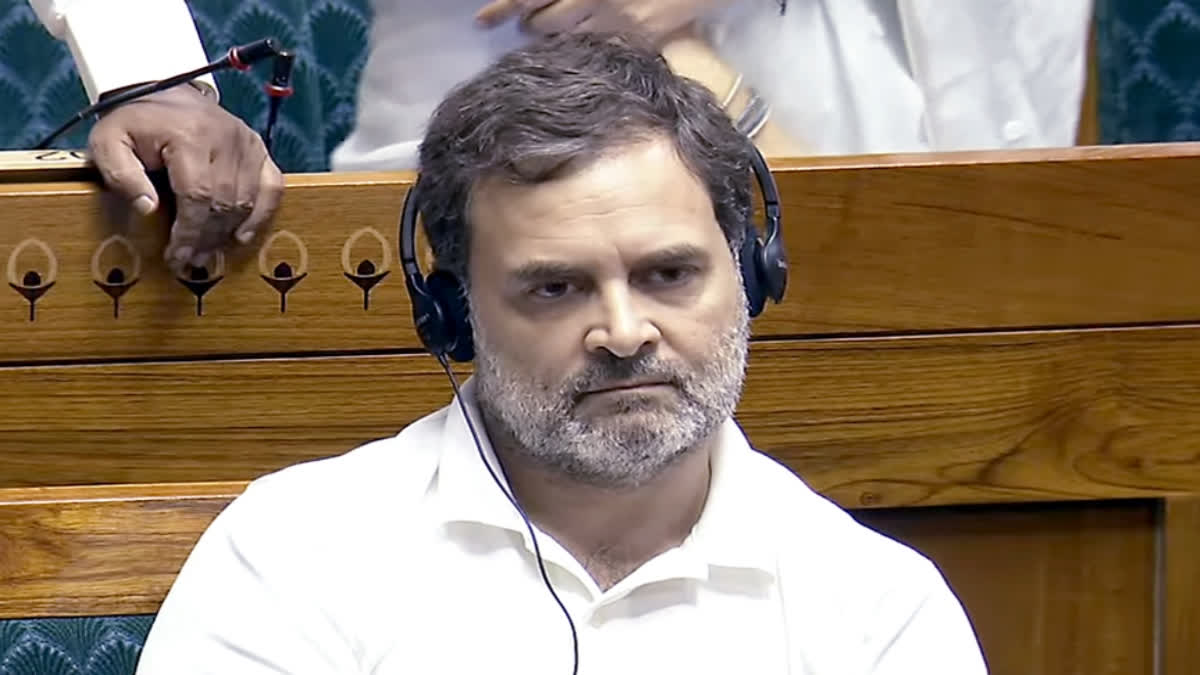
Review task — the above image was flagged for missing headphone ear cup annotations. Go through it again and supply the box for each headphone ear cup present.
[760,218,789,304]
[425,270,474,362]
[739,225,767,318]
[406,273,450,356]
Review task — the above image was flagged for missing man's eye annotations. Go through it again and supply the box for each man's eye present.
[530,281,573,299]
[646,266,695,286]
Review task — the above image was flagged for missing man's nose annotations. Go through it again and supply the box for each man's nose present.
[583,286,661,358]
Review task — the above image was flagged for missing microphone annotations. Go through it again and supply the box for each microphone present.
[35,38,287,150]
[226,38,281,70]
[261,49,296,154]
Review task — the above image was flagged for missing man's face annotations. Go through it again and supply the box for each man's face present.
[467,137,749,489]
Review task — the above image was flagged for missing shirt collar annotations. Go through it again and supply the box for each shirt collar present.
[431,376,530,535]
[682,419,778,577]
[431,378,778,578]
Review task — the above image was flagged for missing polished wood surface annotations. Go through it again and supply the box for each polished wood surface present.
[4,144,1200,362]
[0,150,94,183]
[0,172,420,361]
[0,482,243,618]
[1163,497,1200,675]
[764,144,1200,336]
[857,500,1157,675]
[749,325,1200,508]
[1,327,1198,508]
[0,353,462,488]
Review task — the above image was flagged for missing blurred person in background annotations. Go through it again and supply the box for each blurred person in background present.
[28,0,1092,267]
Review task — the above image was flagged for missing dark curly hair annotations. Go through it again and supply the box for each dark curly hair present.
[416,31,756,283]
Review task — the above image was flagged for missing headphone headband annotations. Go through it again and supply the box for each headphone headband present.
[747,142,782,227]
[399,175,424,279]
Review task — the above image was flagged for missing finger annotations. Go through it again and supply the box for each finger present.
[523,0,591,35]
[231,141,265,243]
[161,141,215,270]
[88,128,160,216]
[235,158,285,245]
[476,0,551,26]
[475,0,521,26]
[187,143,245,267]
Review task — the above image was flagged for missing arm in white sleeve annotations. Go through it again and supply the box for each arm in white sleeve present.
[134,482,360,674]
[27,0,218,103]
[866,559,990,675]
[897,0,1094,149]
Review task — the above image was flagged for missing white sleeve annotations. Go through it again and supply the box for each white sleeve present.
[866,559,990,675]
[134,483,360,675]
[27,0,218,103]
[897,0,1094,149]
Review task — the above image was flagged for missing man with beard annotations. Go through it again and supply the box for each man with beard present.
[135,32,987,674]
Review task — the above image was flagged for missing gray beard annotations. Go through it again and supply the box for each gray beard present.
[471,291,750,489]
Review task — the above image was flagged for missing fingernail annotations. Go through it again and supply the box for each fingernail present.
[133,195,156,215]
[236,229,255,244]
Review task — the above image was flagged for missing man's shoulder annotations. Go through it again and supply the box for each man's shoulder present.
[739,447,947,593]
[740,448,976,659]
[215,406,450,539]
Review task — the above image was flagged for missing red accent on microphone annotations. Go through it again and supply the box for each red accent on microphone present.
[264,83,294,98]
[227,47,250,71]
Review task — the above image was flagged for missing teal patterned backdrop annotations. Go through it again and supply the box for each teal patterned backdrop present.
[1097,0,1200,142]
[0,0,370,172]
[0,618,151,675]
[3,0,1200,167]
[1,0,1198,674]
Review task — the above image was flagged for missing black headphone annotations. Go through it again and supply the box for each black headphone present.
[399,143,788,363]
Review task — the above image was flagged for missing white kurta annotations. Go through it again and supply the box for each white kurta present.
[134,377,987,674]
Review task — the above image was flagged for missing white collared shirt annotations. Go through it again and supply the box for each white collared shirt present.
[136,378,986,674]
[31,0,1091,168]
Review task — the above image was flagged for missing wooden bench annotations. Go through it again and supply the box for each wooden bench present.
[2,143,1199,674]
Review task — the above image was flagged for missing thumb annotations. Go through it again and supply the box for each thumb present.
[88,130,161,216]
[475,0,535,26]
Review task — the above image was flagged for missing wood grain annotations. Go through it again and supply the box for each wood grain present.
[2,326,1198,507]
[746,325,1200,508]
[1075,14,1099,147]
[0,482,243,618]
[3,144,1200,361]
[760,146,1200,337]
[857,500,1157,675]
[1162,497,1200,675]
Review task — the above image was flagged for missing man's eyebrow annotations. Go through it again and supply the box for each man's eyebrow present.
[508,244,711,283]
[510,260,587,284]
[635,244,710,269]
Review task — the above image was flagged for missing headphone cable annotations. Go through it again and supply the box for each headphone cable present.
[436,353,581,675]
